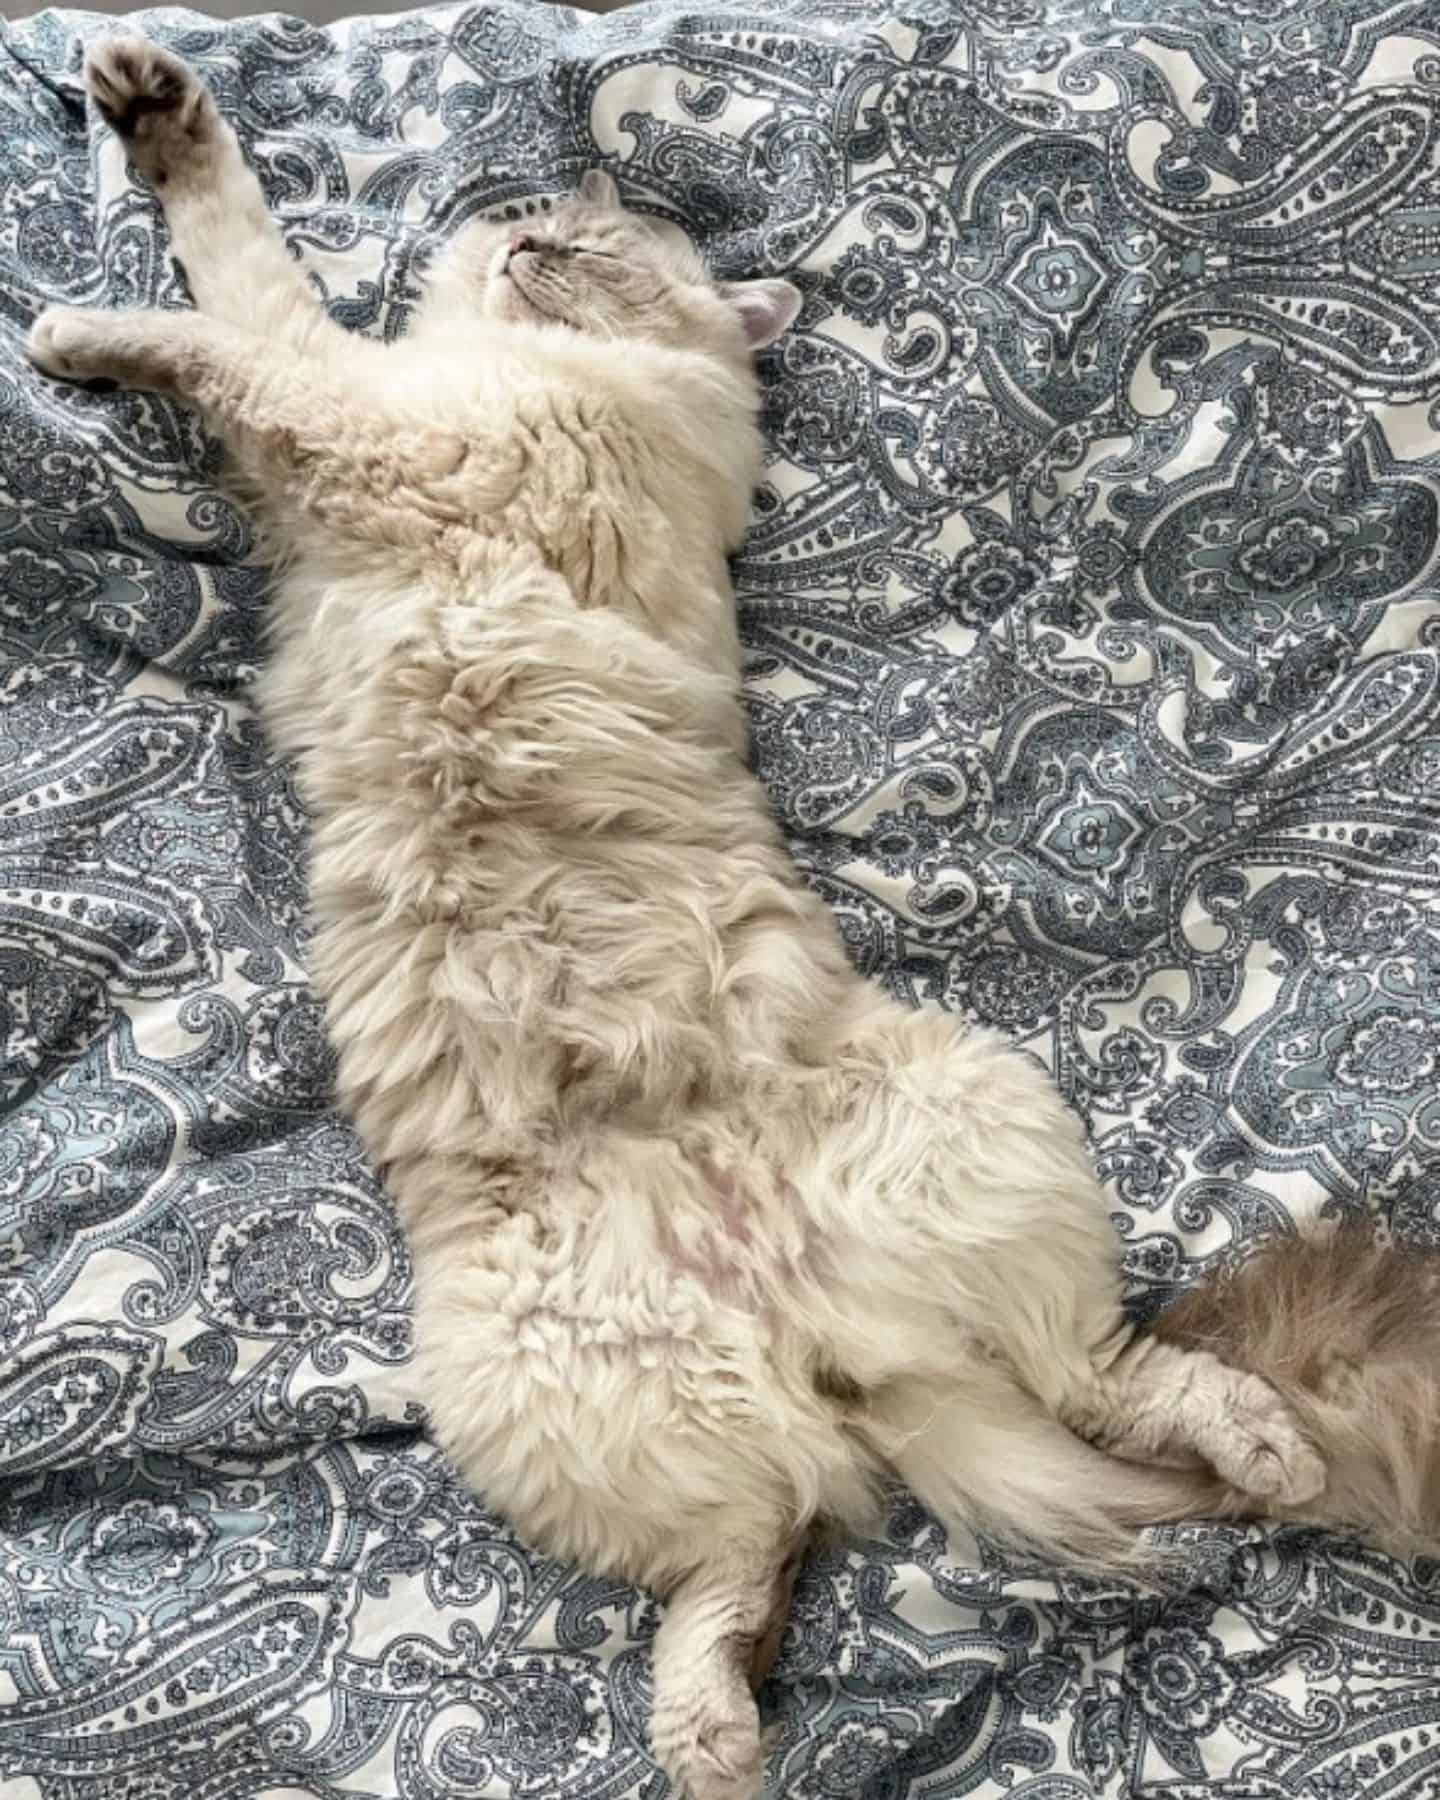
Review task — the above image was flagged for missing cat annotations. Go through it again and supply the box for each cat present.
[29,37,1336,1800]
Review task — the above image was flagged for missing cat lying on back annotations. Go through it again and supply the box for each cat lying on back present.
[31,38,1364,1800]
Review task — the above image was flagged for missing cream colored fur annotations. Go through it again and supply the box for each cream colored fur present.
[31,39,1328,1800]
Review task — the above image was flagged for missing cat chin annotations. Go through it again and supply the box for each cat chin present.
[488,267,577,331]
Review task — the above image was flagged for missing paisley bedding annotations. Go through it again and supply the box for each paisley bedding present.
[3,0,1440,1793]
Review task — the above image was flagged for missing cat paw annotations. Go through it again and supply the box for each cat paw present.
[27,307,115,382]
[1212,1373,1326,1505]
[86,36,219,185]
[684,1704,764,1800]
[655,1685,764,1800]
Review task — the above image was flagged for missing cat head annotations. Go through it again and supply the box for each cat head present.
[481,170,801,358]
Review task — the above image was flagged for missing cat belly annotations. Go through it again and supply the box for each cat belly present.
[407,1199,867,1584]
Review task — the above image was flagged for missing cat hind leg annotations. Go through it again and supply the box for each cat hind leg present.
[651,1529,798,1800]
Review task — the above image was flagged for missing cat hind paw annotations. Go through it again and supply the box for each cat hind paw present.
[1213,1372,1326,1506]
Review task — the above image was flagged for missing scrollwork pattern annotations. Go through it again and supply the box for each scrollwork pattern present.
[2,0,1440,1792]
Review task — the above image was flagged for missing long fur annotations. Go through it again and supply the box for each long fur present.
[1158,1222,1440,1558]
[30,38,1338,1799]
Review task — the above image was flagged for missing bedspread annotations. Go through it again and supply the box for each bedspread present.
[2,1,1439,1794]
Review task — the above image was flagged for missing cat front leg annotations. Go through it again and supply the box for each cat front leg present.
[84,37,344,356]
[27,304,260,395]
[28,304,495,551]
[28,304,323,496]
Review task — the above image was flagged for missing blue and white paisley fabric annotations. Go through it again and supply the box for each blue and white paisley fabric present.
[2,0,1440,1792]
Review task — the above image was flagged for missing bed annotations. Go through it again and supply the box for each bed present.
[1,0,1438,1793]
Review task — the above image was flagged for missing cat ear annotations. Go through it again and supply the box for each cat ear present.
[578,169,620,210]
[722,278,802,350]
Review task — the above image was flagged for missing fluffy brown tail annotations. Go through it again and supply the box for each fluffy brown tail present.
[1156,1222,1440,1556]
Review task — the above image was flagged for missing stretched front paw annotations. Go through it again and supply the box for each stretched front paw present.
[28,307,124,383]
[86,35,221,187]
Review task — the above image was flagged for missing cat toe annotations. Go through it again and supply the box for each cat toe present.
[85,36,216,181]
[27,308,96,381]
[86,37,188,129]
[1217,1375,1326,1505]
[678,1706,764,1800]
[654,1677,764,1800]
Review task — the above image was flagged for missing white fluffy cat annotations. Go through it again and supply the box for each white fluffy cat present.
[30,39,1327,1800]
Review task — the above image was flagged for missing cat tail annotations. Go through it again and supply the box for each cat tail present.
[856,1362,1244,1575]
[1155,1221,1440,1557]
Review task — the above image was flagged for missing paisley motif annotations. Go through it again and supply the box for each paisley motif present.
[0,1323,162,1480]
[3,0,1440,1795]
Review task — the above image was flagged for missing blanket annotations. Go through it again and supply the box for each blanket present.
[2,1,1439,1794]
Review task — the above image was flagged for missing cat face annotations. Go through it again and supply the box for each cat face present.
[482,170,801,356]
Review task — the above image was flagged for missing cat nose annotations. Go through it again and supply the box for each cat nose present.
[508,233,538,258]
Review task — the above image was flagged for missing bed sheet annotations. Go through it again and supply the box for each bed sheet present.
[2,1,1439,1794]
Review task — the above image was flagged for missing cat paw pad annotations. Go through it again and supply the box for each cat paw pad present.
[86,36,217,181]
